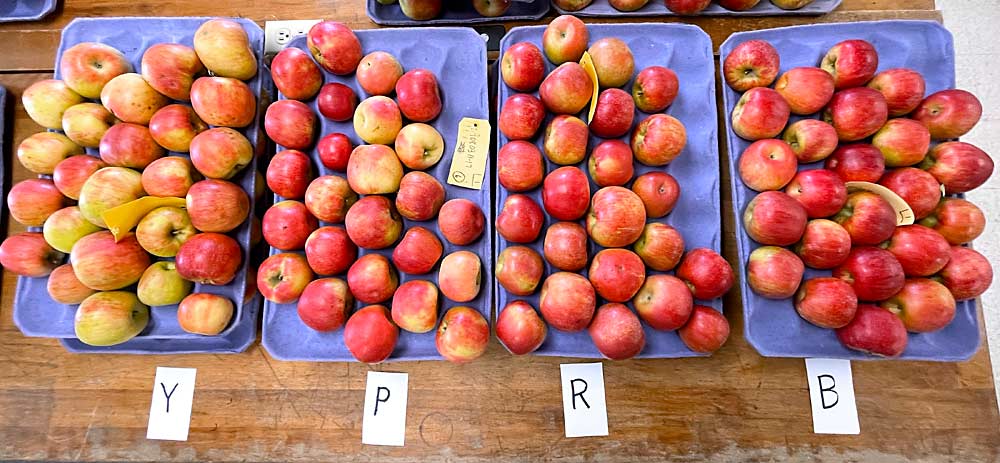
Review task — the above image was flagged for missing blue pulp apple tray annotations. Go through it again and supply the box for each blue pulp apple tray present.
[495,23,721,359]
[368,0,549,25]
[0,0,57,22]
[13,17,268,342]
[553,0,841,17]
[262,27,491,362]
[721,21,980,362]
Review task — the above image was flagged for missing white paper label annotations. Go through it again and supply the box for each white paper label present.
[146,367,197,441]
[805,358,860,435]
[362,371,408,446]
[560,363,609,438]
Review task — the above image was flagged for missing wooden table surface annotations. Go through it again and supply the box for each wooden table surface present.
[2,1,998,462]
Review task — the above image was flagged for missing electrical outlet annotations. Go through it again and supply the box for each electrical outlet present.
[264,19,321,62]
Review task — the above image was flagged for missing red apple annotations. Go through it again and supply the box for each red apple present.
[539,272,596,332]
[589,303,645,360]
[731,87,790,141]
[784,169,847,218]
[438,251,482,302]
[344,305,398,364]
[738,139,798,192]
[872,118,931,167]
[823,87,888,141]
[267,150,312,199]
[497,194,544,244]
[539,62,593,115]
[257,253,314,304]
[305,175,356,223]
[824,143,885,183]
[833,246,905,301]
[590,88,635,139]
[743,191,807,246]
[395,171,446,221]
[542,166,590,221]
[920,141,994,194]
[832,191,896,246]
[795,277,858,328]
[298,278,352,332]
[543,114,589,165]
[631,114,687,166]
[189,127,253,180]
[631,172,679,218]
[142,156,200,198]
[345,196,403,249]
[496,300,547,355]
[498,140,545,192]
[186,179,250,233]
[53,155,106,200]
[263,200,318,251]
[391,280,439,334]
[174,232,241,286]
[919,198,985,245]
[878,167,941,220]
[270,47,323,101]
[821,39,878,89]
[60,42,133,99]
[99,73,167,125]
[436,306,489,363]
[883,225,951,277]
[676,248,735,300]
[148,104,208,153]
[543,222,588,272]
[678,306,729,353]
[140,43,204,102]
[723,39,780,92]
[665,0,711,14]
[356,51,403,96]
[317,133,353,171]
[189,76,255,128]
[499,93,545,141]
[177,293,234,335]
[747,246,804,299]
[307,21,362,75]
[501,41,545,92]
[937,246,992,301]
[632,65,678,113]
[47,263,95,304]
[912,89,982,139]
[69,231,148,291]
[347,254,398,304]
[782,119,838,163]
[587,186,646,248]
[588,249,645,303]
[98,122,164,169]
[633,274,693,331]
[633,222,684,271]
[496,245,545,296]
[395,68,442,122]
[0,232,64,277]
[8,178,66,227]
[317,83,358,122]
[867,68,926,116]
[836,304,908,357]
[305,226,357,276]
[265,100,317,150]
[774,67,835,115]
[881,278,956,332]
[438,199,485,245]
[795,219,852,269]
[541,15,588,65]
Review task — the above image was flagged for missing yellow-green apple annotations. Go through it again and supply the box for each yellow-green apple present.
[743,190,807,246]
[270,47,322,101]
[795,277,857,328]
[634,274,693,330]
[824,143,884,183]
[879,167,941,220]
[867,68,925,116]
[785,169,847,218]
[305,175,356,223]
[731,87,789,140]
[190,76,256,128]
[345,196,403,249]
[47,264,95,304]
[589,248,645,302]
[392,226,443,275]
[772,0,815,8]
[74,291,149,346]
[496,300,547,355]
[499,93,546,141]
[436,306,489,363]
[137,261,193,306]
[543,221,588,271]
[774,67,834,115]
[539,271,595,332]
[99,122,165,169]
[60,42,132,99]
[43,206,100,253]
[438,199,485,245]
[498,140,545,192]
[265,100,316,151]
[633,65,678,113]
[141,43,204,101]
[553,0,594,10]
[883,225,951,277]
[391,280,439,333]
[193,18,256,79]
[100,73,167,124]
[0,232,64,277]
[633,222,684,271]
[8,178,66,227]
[912,89,982,139]
[821,39,878,89]
[632,171,679,218]
[823,87,888,141]
[70,231,149,290]
[542,15,588,64]
[794,219,851,269]
[591,88,635,139]
[919,198,984,245]
[496,245,544,296]
[186,179,249,233]
[723,39,779,92]
[782,119,838,163]
[832,191,895,245]
[833,246,905,301]
[501,42,545,92]
[148,104,208,152]
[62,102,116,148]
[882,278,955,332]
[317,133,353,171]
[539,62,593,115]
[589,303,645,360]
[473,0,511,16]
[135,206,195,257]
[263,200,318,251]
[542,166,590,221]
[747,246,804,299]
[347,144,403,194]
[357,51,403,96]
[587,186,646,248]
[665,0,711,14]
[141,156,200,198]
[267,150,311,199]
[588,139,633,187]
[305,226,357,275]
[497,194,544,243]
[543,114,588,165]
[395,171,445,221]
[872,118,930,167]
[438,251,482,302]
[347,254,398,304]
[678,306,729,353]
[395,123,445,170]
[920,141,994,194]
[588,37,634,88]
[353,96,402,145]
[318,83,358,122]
[175,232,241,285]
[53,155,106,200]
[22,79,83,129]
[189,127,254,180]
[609,0,649,10]
[738,139,797,192]
[298,277,352,332]
[344,305,398,363]
[257,253,314,303]
[17,132,81,174]
[396,68,442,122]
[177,293,233,335]
[938,246,992,301]
[836,304,908,357]
[631,113,687,165]
[307,20,363,75]
[719,0,760,9]
[676,248,735,300]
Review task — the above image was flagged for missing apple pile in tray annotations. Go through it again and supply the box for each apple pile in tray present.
[555,0,819,14]
[726,37,994,357]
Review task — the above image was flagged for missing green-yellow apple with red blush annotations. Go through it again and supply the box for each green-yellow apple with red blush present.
[43,206,100,253]
[70,231,150,291]
[496,245,544,296]
[74,291,149,346]
[589,303,645,360]
[186,179,249,233]
[395,123,444,170]
[53,155,106,200]
[392,226,443,275]
[438,251,482,302]
[631,113,686,166]
[99,123,165,169]
[257,253,314,304]
[348,254,398,304]
[22,79,83,129]
[270,47,323,101]
[632,172,679,218]
[589,248,645,303]
[501,42,545,92]
[263,200,318,251]
[0,232,64,277]
[190,127,253,179]
[141,43,205,101]
[436,306,489,363]
[539,62,593,115]
[588,37,634,88]
[142,156,201,198]
[795,219,852,269]
[543,114,588,165]
[136,206,196,257]
[587,186,646,248]
[395,171,445,221]
[190,76,256,128]
[17,132,81,175]
[265,100,317,150]
[305,175,356,223]
[298,278,352,332]
[496,301,547,355]
[633,274,692,330]
[357,51,403,96]
[137,261,193,306]
[60,42,132,99]
[8,178,66,227]
[633,222,684,271]
[47,264,95,304]
[148,104,208,153]
[609,0,648,10]
[542,15,588,64]
[100,73,168,125]
[539,271,595,332]
[881,278,955,332]
[774,67,834,115]
[305,226,357,276]
[194,18,257,80]
[353,96,402,145]
[391,280,439,333]
[62,102,116,148]
[178,293,234,335]
[633,66,678,113]
[344,305,398,363]
[345,196,403,249]
[920,141,994,194]
[747,246,803,299]
[872,118,930,167]
[919,198,984,245]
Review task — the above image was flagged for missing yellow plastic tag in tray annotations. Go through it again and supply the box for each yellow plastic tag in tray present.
[580,51,600,123]
[447,117,491,190]
[101,196,187,242]
[845,181,915,226]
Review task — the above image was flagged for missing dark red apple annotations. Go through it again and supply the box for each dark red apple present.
[833,246,905,301]
[835,304,908,357]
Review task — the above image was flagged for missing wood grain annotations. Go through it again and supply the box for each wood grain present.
[2,1,998,462]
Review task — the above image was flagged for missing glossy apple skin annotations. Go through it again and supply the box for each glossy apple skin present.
[743,191,807,246]
[70,231,150,291]
[867,68,926,117]
[884,225,951,277]
[784,169,847,219]
[589,249,646,303]
[633,222,684,271]
[836,304,908,357]
[267,150,311,199]
[738,139,798,192]
[731,87,790,141]
[723,39,779,92]
[774,67,835,115]
[60,42,133,99]
[0,232,64,277]
[542,166,590,221]
[53,155,106,200]
[591,89,635,139]
[436,306,489,363]
[879,167,941,220]
[824,143,885,183]
[257,253,314,304]
[833,246,906,301]
[587,186,647,248]
[633,65,678,113]
[62,102,116,148]
[347,254,399,304]
[872,118,931,167]
[305,226,357,276]
[539,62,594,115]
[678,305,730,353]
[632,172,679,218]
[345,196,403,250]
[496,246,545,296]
[8,178,65,227]
[919,198,985,245]
[390,280,438,334]
[140,43,204,101]
[186,179,250,233]
[498,140,545,192]
[589,142,636,194]
[499,93,545,141]
[823,87,888,142]
[588,37,634,88]
[263,200,318,251]
[395,171,445,221]
[821,39,878,89]
[833,191,896,246]
[543,115,589,166]
[496,300,547,355]
[747,246,804,299]
[305,175,356,223]
[22,79,84,130]
[782,119,838,163]
[543,222,588,272]
[44,206,101,254]
[189,76,255,128]
[882,278,956,333]
[631,114,687,166]
[676,248,735,300]
[438,199,485,246]
[795,277,858,329]
[17,132,81,175]
[346,144,403,194]
[270,47,323,100]
[912,89,983,139]
[297,278,352,332]
[497,194,544,244]
[634,274,693,331]
[265,100,317,150]
[589,303,645,360]
[395,122,445,170]
[193,18,257,80]
[142,156,200,198]
[189,127,253,180]
[47,263,96,304]
[135,206,196,258]
[74,292,149,346]
[501,41,546,92]
[174,232,241,286]
[344,305,398,364]
[541,15,589,65]
[920,141,994,194]
[395,68,442,123]
[148,104,208,153]
[307,21,362,75]
[177,293,234,335]
[317,83,358,122]
[357,51,403,96]
[539,272,596,332]
[100,73,168,125]
[795,219,852,269]
[317,133,353,171]
[938,246,993,301]
[353,96,403,146]
[438,251,482,303]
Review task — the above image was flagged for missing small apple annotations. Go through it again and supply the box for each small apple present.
[883,225,951,277]
[587,186,646,248]
[266,99,318,151]
[588,37,634,88]
[497,194,544,244]
[665,0,711,14]
[473,0,512,16]
[589,248,646,303]
[823,87,888,141]
[148,104,208,153]
[270,47,323,100]
[99,122,165,169]
[782,119,838,163]
[872,118,931,167]
[919,198,985,245]
[867,68,926,117]
[347,144,404,195]
[589,303,645,360]
[399,0,444,20]
[395,123,445,170]
[317,133,353,171]
[937,246,992,301]
[539,62,594,115]
[137,261,193,307]
[501,41,545,92]
[263,200,318,251]
[590,88,635,139]
[317,83,358,122]
[588,139,634,187]
[632,114,687,166]
[357,51,403,96]
[395,68,442,122]
[305,175,357,223]
[879,167,941,220]
[499,93,546,141]
[62,102,116,148]
[266,150,312,199]
[142,156,201,198]
[178,293,234,335]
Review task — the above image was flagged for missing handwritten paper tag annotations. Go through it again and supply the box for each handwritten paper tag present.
[805,358,860,435]
[146,367,197,441]
[446,117,490,190]
[362,371,409,446]
[560,363,609,438]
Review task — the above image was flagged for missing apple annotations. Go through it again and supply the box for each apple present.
[883,225,951,277]
[543,221,588,272]
[356,51,403,96]
[833,191,896,246]
[542,15,588,64]
[938,246,992,301]
[496,300,547,355]
[257,253,314,304]
[795,219,852,269]
[266,150,311,199]
[912,89,982,139]
[298,278,352,332]
[879,167,941,220]
[588,140,634,187]
[821,39,878,89]
[8,178,65,227]
[47,264,95,304]
[0,232,64,277]
[774,67,835,115]
[474,0,512,16]
[190,76,256,128]
[872,118,931,167]
[70,231,149,291]
[920,141,994,194]
[99,122,164,169]
[347,254,398,304]
[438,199,485,245]
[346,144,404,195]
[174,232,241,286]
[539,272,596,332]
[345,196,403,249]
[395,171,446,221]
[193,18,257,80]
[392,226,443,275]
[589,303,645,360]
[317,83,358,122]
[824,143,885,183]
[177,293,234,335]
[317,133,353,171]
[396,68,442,122]
[498,140,545,192]
[722,39,780,92]
[784,169,847,218]
[676,248,735,300]
[833,246,905,301]
[353,96,402,145]
[263,200,318,251]
[74,292,149,346]
[588,37,634,88]
[665,0,711,14]
[16,132,81,175]
[395,123,445,170]
[543,114,589,165]
[731,87,790,141]
[21,79,84,129]
[148,104,208,153]
[270,47,323,101]
[867,68,926,116]
[678,306,729,353]
[186,179,250,233]
[496,245,545,296]
[137,261,193,306]
[782,119,838,163]
[76,166,143,228]
[436,306,489,363]
[142,156,200,198]
[743,191,807,246]
[305,175,357,223]
[499,93,546,141]
[609,0,648,10]
[882,278,956,333]
[631,172,680,218]
[43,206,100,254]
[305,226,357,276]
[836,304,908,357]
[501,41,545,92]
[771,0,815,8]
[141,43,204,101]
[587,186,646,248]
[747,246,804,299]
[539,63,593,115]
[823,87,888,141]
[497,194,544,244]
[100,73,168,125]
[631,114,687,166]
[795,277,858,328]
[399,0,444,19]
[634,274,693,330]
[737,138,797,192]
[632,66,678,113]
[633,223,684,271]
[344,305,398,363]
[589,249,646,303]
[265,100,317,150]
[590,89,635,139]
[919,198,985,245]
[438,251,482,302]
[62,102,116,148]
[60,42,133,99]
[306,21,362,75]
[135,206,196,257]
[391,280,439,333]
